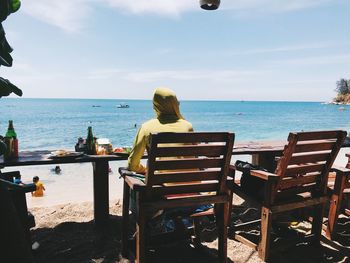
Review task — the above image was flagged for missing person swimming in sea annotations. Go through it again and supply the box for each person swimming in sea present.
[51,165,61,174]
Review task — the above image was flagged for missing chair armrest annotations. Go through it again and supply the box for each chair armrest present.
[330,166,350,176]
[0,179,36,193]
[250,170,279,181]
[118,167,146,191]
[119,167,145,179]
[0,171,21,181]
[124,176,146,191]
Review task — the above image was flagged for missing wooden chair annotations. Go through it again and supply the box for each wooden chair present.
[326,163,350,239]
[230,130,346,261]
[0,171,36,244]
[0,170,36,263]
[119,132,234,263]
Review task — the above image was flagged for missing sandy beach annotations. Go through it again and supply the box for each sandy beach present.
[29,193,350,263]
[17,149,349,262]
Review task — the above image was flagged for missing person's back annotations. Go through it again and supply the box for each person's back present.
[127,87,199,235]
[128,87,193,174]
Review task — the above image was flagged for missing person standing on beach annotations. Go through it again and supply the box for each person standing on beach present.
[32,176,46,197]
[128,87,193,174]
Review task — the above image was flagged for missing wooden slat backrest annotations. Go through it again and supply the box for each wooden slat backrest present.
[274,130,346,201]
[144,132,234,200]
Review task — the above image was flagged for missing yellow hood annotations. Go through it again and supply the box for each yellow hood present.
[153,87,184,120]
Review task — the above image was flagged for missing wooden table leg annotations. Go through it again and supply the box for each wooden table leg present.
[122,181,130,258]
[93,160,109,228]
[252,153,277,172]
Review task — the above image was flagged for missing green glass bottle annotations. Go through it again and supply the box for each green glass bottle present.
[86,126,96,155]
[5,120,16,138]
[5,120,18,158]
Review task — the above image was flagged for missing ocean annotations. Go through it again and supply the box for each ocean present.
[1,98,350,150]
[1,98,350,207]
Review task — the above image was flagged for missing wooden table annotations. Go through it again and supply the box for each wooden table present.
[233,141,285,171]
[0,142,286,228]
[0,151,127,229]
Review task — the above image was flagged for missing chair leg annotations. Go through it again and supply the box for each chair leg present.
[327,195,343,239]
[192,217,202,247]
[121,182,130,258]
[326,175,347,239]
[258,207,272,262]
[215,203,228,263]
[136,207,146,263]
[311,203,325,243]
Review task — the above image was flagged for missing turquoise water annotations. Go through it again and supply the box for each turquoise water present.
[1,98,350,151]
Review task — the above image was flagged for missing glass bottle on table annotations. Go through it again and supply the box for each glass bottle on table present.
[86,126,96,155]
[5,120,18,158]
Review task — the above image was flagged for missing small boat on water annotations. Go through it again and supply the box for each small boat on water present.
[117,103,130,108]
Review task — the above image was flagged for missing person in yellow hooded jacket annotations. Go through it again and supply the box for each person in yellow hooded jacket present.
[128,87,193,175]
[127,87,213,235]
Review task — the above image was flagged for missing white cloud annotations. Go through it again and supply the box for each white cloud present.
[222,0,333,12]
[103,0,334,16]
[103,0,194,16]
[271,54,350,66]
[87,68,267,82]
[227,42,333,56]
[22,0,92,32]
[88,68,124,79]
[21,0,338,32]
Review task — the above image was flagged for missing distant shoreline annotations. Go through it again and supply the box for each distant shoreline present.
[324,101,350,105]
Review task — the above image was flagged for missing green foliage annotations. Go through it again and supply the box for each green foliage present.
[0,0,22,98]
[335,78,350,96]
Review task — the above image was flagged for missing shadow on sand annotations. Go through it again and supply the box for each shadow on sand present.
[229,204,350,263]
[31,205,350,263]
[31,214,232,263]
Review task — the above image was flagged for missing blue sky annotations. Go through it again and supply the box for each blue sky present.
[2,0,350,101]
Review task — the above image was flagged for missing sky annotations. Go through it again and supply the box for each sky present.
[1,0,350,101]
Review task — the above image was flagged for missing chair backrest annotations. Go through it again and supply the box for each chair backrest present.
[273,130,346,201]
[144,132,234,200]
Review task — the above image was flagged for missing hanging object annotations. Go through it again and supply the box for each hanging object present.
[0,77,22,97]
[200,0,220,10]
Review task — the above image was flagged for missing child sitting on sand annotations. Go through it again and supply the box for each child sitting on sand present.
[32,176,45,197]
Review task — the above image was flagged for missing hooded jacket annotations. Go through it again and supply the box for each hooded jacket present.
[127,87,193,174]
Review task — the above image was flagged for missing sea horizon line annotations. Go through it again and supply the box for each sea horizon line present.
[1,97,329,103]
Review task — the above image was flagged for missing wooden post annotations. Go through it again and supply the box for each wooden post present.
[311,203,325,243]
[136,205,146,263]
[93,160,109,228]
[258,207,272,261]
[326,172,347,239]
[216,203,228,263]
[252,153,277,172]
[121,181,130,258]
